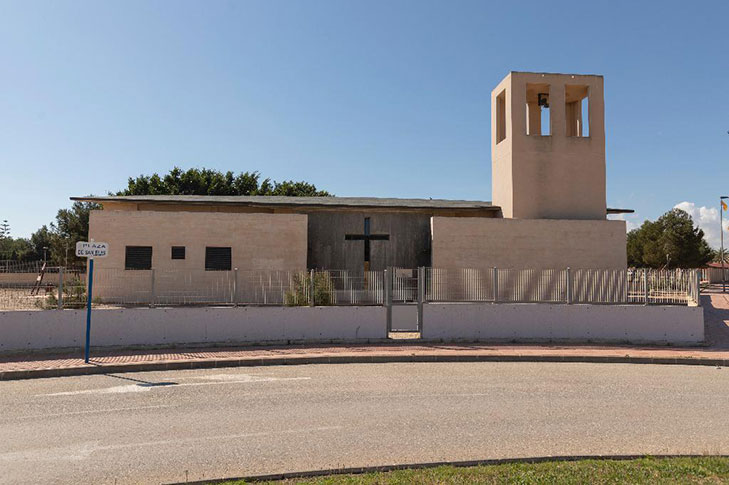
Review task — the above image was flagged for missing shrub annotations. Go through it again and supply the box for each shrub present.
[285,271,334,306]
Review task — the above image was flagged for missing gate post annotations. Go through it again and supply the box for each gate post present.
[150,269,156,308]
[384,268,392,333]
[417,267,425,333]
[643,268,649,305]
[57,267,64,310]
[696,270,702,307]
[565,267,572,304]
[492,267,498,303]
[309,269,315,307]
[233,268,239,306]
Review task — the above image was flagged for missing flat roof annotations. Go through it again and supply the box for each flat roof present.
[71,195,500,211]
[72,195,632,216]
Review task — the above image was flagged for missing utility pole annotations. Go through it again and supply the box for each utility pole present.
[721,196,728,293]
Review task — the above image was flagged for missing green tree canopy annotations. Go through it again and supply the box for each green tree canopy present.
[117,167,331,197]
[0,220,34,262]
[627,208,714,268]
[6,167,330,264]
[2,202,101,265]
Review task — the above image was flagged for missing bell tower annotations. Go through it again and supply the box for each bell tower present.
[491,72,606,220]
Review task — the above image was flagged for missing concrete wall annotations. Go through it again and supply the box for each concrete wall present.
[0,273,85,285]
[431,217,627,270]
[422,303,704,344]
[0,306,387,352]
[0,273,45,285]
[89,210,308,272]
[307,212,431,272]
[492,72,607,220]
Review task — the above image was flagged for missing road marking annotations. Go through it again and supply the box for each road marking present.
[0,426,344,462]
[38,374,311,397]
[96,425,343,452]
[8,404,176,420]
[42,384,155,396]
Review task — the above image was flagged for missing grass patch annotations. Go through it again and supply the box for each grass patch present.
[218,456,729,484]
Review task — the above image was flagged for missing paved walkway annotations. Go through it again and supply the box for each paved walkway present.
[2,290,729,380]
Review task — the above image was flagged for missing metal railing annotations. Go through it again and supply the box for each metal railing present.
[425,267,700,306]
[0,266,700,311]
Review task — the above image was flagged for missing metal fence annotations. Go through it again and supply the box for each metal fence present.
[425,267,700,306]
[0,260,86,274]
[0,266,700,311]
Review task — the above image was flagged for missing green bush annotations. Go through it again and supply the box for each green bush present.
[44,276,87,309]
[285,271,334,306]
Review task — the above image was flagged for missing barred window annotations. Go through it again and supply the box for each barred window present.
[205,247,231,271]
[171,246,186,260]
[125,246,152,270]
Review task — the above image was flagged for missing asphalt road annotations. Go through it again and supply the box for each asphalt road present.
[2,362,729,484]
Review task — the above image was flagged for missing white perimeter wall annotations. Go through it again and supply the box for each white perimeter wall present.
[422,303,704,344]
[0,303,705,352]
[0,306,386,352]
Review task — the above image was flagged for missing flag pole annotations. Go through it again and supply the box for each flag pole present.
[722,197,727,293]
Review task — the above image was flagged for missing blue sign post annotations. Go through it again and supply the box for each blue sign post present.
[85,258,94,363]
[76,241,108,364]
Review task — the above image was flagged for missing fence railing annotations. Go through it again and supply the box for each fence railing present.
[426,267,700,306]
[0,260,84,274]
[0,266,700,311]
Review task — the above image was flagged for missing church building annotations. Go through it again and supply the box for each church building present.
[74,72,631,276]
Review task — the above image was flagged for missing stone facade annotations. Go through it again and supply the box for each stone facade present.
[431,217,627,270]
[89,210,308,272]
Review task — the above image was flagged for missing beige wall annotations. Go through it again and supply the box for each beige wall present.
[431,217,627,269]
[88,210,307,271]
[492,72,607,220]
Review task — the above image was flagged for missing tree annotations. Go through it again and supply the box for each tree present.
[117,167,331,197]
[22,202,100,266]
[4,167,330,264]
[0,220,34,262]
[627,208,714,268]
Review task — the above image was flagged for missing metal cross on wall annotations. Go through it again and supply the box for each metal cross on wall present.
[344,217,390,273]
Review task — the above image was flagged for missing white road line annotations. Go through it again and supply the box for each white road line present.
[38,375,311,397]
[0,426,344,462]
[97,425,344,452]
[8,404,177,420]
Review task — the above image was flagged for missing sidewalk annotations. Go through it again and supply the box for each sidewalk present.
[2,291,729,381]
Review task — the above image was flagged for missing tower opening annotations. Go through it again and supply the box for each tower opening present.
[565,85,589,137]
[525,83,550,136]
[496,89,506,144]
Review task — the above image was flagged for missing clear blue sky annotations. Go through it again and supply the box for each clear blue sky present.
[1,0,728,245]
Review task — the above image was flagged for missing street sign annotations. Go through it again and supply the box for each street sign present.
[74,240,109,363]
[75,241,109,258]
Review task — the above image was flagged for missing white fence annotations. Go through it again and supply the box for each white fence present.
[0,267,700,311]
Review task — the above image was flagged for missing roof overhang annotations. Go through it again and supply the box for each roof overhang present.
[71,195,501,213]
[607,208,634,215]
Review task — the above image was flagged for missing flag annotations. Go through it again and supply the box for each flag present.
[723,200,728,211]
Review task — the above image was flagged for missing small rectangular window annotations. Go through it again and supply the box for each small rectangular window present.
[171,246,185,260]
[496,89,506,144]
[205,247,231,271]
[125,246,152,270]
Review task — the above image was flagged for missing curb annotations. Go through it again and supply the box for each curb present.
[1,353,726,381]
[167,453,729,484]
